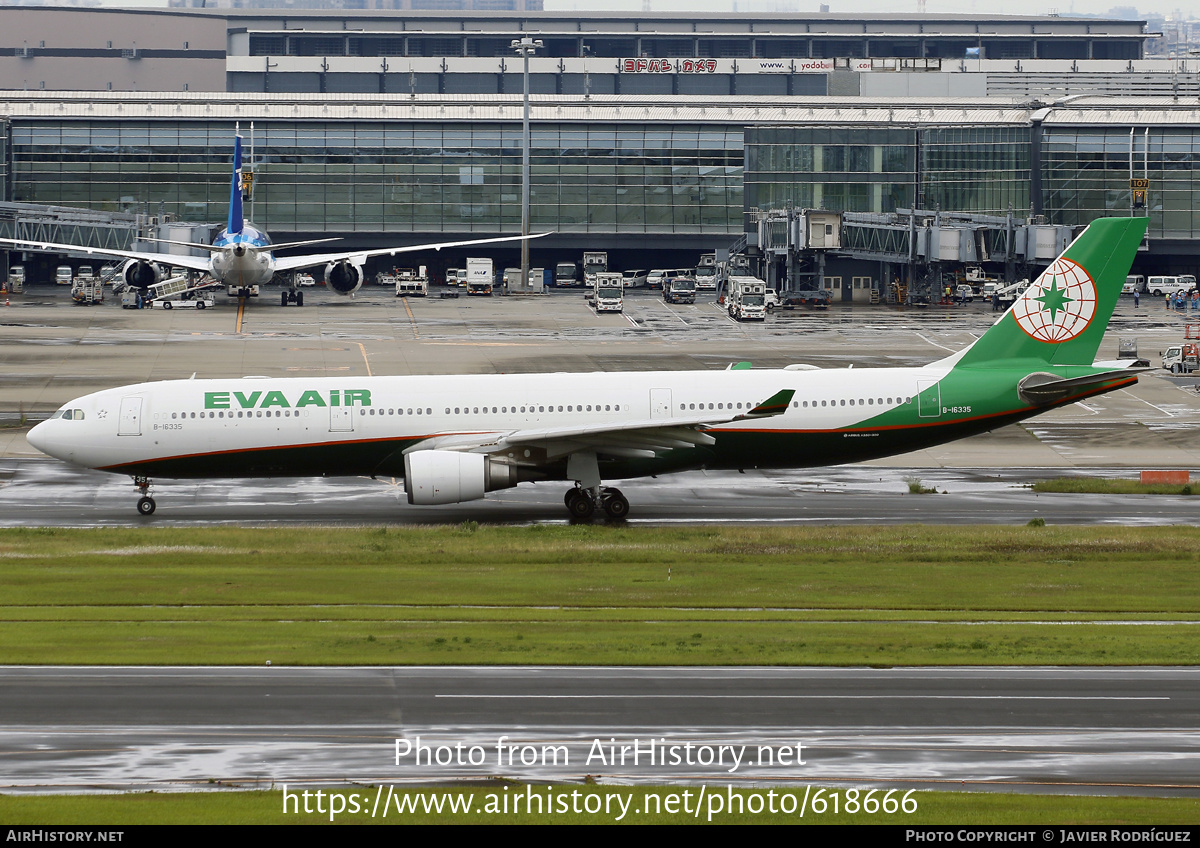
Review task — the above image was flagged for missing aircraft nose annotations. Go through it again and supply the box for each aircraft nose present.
[27,419,52,456]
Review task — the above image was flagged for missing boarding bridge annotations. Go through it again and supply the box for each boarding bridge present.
[749,207,1079,304]
[0,202,140,254]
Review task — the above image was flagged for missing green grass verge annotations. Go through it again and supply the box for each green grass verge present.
[2,788,1198,825]
[1031,478,1196,495]
[1,524,1199,665]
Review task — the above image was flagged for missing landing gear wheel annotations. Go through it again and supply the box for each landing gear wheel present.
[296,291,304,307]
[601,488,629,519]
[137,496,156,516]
[282,291,289,307]
[566,489,595,519]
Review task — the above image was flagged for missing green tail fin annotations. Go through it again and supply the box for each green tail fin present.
[957,217,1147,368]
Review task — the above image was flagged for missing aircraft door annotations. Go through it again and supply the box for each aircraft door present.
[118,397,143,436]
[650,388,672,419]
[329,406,355,432]
[916,380,942,419]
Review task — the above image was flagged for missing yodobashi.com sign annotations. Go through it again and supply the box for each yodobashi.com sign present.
[619,57,874,74]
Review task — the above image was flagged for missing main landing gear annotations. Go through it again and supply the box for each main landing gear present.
[564,485,629,520]
[282,289,304,307]
[133,476,156,515]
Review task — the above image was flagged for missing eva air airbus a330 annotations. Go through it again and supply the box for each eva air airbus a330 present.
[28,217,1148,519]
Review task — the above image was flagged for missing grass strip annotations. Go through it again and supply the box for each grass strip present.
[1031,478,1196,495]
[2,788,1199,825]
[1,524,1198,665]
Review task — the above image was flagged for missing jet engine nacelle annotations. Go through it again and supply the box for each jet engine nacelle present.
[121,259,165,290]
[324,260,365,295]
[404,450,519,505]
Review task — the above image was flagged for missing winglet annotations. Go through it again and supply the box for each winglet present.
[738,389,794,419]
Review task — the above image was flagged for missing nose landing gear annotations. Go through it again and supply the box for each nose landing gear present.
[133,476,156,515]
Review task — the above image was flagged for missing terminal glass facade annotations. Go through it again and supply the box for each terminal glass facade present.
[920,127,1030,216]
[8,121,743,236]
[743,127,918,215]
[1042,126,1200,239]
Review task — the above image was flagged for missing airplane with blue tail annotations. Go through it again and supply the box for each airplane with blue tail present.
[1,134,543,302]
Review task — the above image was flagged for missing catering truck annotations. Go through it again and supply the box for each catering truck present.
[582,251,607,284]
[726,275,767,321]
[591,272,624,313]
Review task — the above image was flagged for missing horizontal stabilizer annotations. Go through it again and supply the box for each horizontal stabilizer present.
[1017,368,1143,406]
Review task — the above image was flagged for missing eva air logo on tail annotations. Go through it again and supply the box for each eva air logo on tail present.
[1012,257,1098,344]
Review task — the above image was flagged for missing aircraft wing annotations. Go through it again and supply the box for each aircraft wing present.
[403,389,795,461]
[0,236,213,274]
[273,232,551,273]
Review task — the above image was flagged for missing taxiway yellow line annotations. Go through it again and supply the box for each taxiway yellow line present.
[402,296,419,339]
[357,342,373,377]
[236,297,245,334]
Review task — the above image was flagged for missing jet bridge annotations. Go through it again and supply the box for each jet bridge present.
[748,207,1077,305]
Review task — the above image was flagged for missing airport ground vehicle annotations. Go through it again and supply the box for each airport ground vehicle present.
[446,269,464,287]
[663,273,696,304]
[55,265,73,285]
[995,278,1032,304]
[646,270,666,290]
[466,257,494,295]
[764,289,779,310]
[592,272,624,313]
[7,265,24,292]
[555,262,580,287]
[1123,275,1144,294]
[963,266,1000,295]
[583,251,607,284]
[1147,275,1197,298]
[70,276,104,305]
[727,276,767,321]
[1162,341,1199,374]
[157,296,214,310]
[25,217,1152,520]
[694,253,718,291]
[622,269,648,288]
[394,267,429,297]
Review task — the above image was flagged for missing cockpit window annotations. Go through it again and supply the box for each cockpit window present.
[54,409,84,420]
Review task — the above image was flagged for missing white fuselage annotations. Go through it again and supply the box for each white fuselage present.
[28,367,946,476]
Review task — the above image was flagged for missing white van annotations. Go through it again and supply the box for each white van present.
[1146,276,1194,297]
[55,265,73,285]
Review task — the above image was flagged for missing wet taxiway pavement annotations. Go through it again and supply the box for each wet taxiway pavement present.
[1,666,1198,796]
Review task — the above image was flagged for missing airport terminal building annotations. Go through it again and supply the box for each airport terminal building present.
[2,8,1198,280]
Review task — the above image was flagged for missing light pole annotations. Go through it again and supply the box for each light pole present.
[511,36,542,292]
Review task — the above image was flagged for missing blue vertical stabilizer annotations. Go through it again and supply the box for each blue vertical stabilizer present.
[227,135,244,236]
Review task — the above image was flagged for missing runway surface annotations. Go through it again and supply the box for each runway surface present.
[1,666,1197,796]
[1,456,1198,526]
